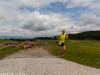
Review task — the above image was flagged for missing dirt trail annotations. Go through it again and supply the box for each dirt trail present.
[0,46,100,75]
[5,46,56,59]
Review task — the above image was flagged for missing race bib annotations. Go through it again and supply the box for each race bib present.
[58,42,62,45]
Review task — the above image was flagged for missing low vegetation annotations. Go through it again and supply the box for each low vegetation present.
[0,39,22,59]
[0,39,100,69]
[0,39,13,44]
[0,46,21,59]
[43,40,100,69]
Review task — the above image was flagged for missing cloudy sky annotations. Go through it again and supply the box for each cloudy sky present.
[0,0,100,38]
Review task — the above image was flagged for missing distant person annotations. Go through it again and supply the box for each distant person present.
[42,41,45,48]
[57,29,68,58]
[45,42,47,45]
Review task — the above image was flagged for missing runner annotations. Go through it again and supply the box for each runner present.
[57,29,68,58]
[42,41,45,48]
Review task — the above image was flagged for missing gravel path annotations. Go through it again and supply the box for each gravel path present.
[0,46,100,75]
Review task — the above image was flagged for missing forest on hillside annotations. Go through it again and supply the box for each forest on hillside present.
[6,30,100,41]
[52,31,100,40]
[68,31,100,40]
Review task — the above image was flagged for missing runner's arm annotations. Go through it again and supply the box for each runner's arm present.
[66,33,69,39]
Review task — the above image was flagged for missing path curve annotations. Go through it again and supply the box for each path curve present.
[0,46,100,75]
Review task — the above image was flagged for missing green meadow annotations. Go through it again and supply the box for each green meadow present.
[43,40,100,69]
[0,39,100,69]
[0,39,13,44]
[0,39,21,59]
[0,46,21,59]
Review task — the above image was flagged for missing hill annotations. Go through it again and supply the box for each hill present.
[69,30,100,40]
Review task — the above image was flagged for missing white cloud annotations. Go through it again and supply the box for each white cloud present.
[1,0,58,9]
[0,0,100,37]
[20,11,74,37]
[70,14,100,33]
[66,0,100,10]
[79,14,100,26]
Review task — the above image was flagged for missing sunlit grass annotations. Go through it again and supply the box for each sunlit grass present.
[0,46,21,60]
[43,40,100,69]
[0,39,22,60]
[0,39,13,44]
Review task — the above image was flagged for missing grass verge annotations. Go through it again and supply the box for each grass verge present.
[0,39,13,44]
[0,46,22,60]
[42,40,100,69]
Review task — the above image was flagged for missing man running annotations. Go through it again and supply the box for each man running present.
[42,41,45,49]
[57,29,68,58]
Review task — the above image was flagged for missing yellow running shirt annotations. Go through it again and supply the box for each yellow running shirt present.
[58,33,67,43]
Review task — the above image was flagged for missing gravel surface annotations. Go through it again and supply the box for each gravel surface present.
[0,46,100,75]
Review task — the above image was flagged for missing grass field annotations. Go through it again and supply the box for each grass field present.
[0,46,21,59]
[0,39,100,69]
[0,39,21,59]
[41,40,100,69]
[0,39,13,44]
